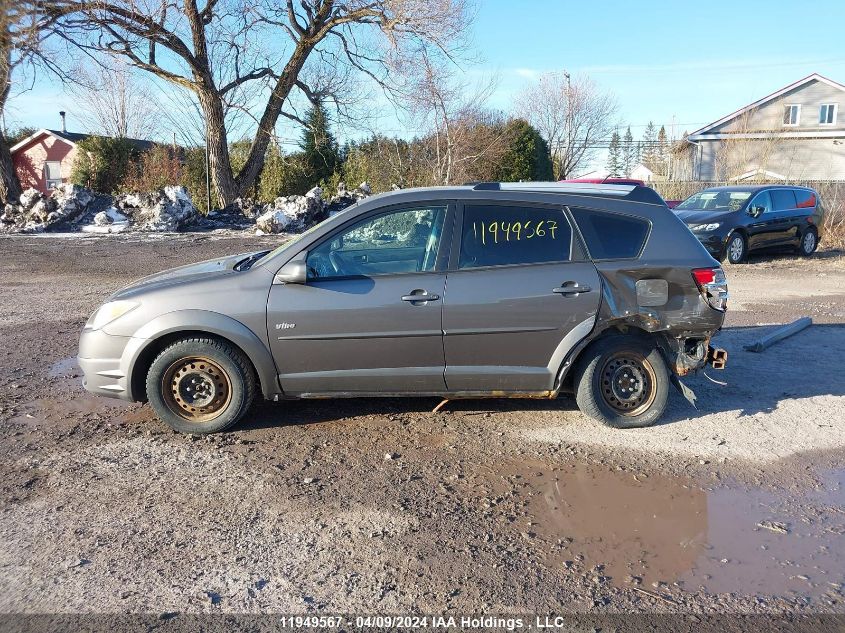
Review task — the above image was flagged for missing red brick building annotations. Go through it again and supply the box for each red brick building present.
[11,128,154,195]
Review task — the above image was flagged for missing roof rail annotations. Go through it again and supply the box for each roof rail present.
[468,181,665,205]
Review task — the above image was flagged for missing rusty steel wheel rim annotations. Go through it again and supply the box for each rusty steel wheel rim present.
[599,351,657,417]
[161,356,232,423]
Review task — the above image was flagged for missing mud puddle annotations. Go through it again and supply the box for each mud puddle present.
[481,459,845,599]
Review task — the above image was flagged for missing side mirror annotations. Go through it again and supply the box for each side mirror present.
[747,205,763,218]
[274,257,307,284]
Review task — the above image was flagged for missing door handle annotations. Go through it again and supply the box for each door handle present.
[553,281,592,296]
[402,290,440,303]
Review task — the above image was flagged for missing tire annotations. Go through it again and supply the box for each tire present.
[797,227,818,257]
[145,337,256,434]
[574,336,670,429]
[724,232,747,265]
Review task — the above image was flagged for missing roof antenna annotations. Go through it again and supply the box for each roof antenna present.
[59,111,67,134]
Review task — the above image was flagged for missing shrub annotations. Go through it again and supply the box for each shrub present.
[71,136,138,194]
[120,145,184,193]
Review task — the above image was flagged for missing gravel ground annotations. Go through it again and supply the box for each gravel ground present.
[0,234,843,618]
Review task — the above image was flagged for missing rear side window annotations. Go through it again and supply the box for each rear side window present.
[570,208,650,260]
[459,205,571,268]
[770,189,797,210]
[794,189,817,208]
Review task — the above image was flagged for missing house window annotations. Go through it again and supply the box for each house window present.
[819,104,837,125]
[782,104,800,126]
[44,161,62,190]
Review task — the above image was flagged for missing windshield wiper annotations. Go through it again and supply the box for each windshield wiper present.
[235,250,271,271]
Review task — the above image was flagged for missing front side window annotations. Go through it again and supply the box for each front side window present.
[747,191,772,216]
[783,104,800,126]
[306,206,446,280]
[819,104,837,125]
[458,205,571,269]
[44,161,62,189]
[570,208,650,260]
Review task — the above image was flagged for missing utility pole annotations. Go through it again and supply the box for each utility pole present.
[562,70,571,180]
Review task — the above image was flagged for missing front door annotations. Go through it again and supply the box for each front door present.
[745,190,779,250]
[268,203,451,394]
[442,202,601,392]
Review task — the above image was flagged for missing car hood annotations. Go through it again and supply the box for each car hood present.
[109,251,258,300]
[673,209,735,224]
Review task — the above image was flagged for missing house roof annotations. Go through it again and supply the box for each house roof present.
[10,128,155,154]
[689,73,845,138]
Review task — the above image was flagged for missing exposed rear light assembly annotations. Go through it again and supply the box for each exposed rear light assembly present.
[692,267,728,311]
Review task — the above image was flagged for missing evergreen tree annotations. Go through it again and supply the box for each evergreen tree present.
[641,121,658,169]
[495,119,554,182]
[622,126,635,176]
[300,101,340,186]
[606,129,622,177]
[656,125,669,175]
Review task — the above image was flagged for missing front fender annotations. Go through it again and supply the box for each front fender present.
[122,309,281,401]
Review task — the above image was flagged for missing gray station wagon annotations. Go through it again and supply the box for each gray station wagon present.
[78,182,729,434]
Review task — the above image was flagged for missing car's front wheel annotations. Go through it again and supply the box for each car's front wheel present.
[574,336,669,429]
[724,232,747,264]
[146,337,256,434]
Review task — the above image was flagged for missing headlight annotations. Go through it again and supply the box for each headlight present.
[85,300,139,331]
[689,223,721,232]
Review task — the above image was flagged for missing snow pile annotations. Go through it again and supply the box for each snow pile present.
[116,186,199,232]
[81,206,131,234]
[255,186,327,234]
[326,181,372,217]
[0,184,94,233]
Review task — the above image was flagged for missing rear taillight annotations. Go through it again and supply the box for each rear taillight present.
[692,267,728,311]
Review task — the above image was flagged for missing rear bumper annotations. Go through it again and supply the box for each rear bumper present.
[78,328,133,401]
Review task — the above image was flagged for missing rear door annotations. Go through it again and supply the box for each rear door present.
[268,202,452,394]
[442,202,601,392]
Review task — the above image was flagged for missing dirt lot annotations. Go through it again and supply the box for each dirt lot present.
[0,234,843,619]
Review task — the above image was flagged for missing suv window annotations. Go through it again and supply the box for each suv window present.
[748,191,772,215]
[306,206,446,280]
[770,189,797,211]
[570,208,650,260]
[458,205,571,269]
[794,189,817,208]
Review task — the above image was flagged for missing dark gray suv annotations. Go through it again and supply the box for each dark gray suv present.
[78,182,728,433]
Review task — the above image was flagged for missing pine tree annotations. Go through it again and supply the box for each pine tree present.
[641,121,658,170]
[300,101,340,186]
[656,125,668,175]
[606,129,622,177]
[622,126,635,176]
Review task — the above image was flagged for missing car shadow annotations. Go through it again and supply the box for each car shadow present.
[738,245,843,264]
[237,323,845,432]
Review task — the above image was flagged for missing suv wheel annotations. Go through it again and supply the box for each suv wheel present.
[798,228,818,257]
[725,233,747,264]
[146,337,256,434]
[574,336,669,429]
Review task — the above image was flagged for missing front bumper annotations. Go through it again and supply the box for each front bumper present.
[78,328,133,401]
[691,232,729,258]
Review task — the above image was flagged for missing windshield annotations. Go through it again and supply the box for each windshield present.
[676,190,752,212]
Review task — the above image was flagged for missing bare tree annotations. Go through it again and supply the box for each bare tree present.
[515,72,617,180]
[1,1,61,203]
[42,0,471,207]
[405,52,503,185]
[68,58,158,138]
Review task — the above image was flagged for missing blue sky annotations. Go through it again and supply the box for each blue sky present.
[7,0,845,151]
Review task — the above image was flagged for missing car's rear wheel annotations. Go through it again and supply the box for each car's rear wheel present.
[797,227,818,257]
[725,232,747,264]
[146,337,255,434]
[574,336,669,429]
